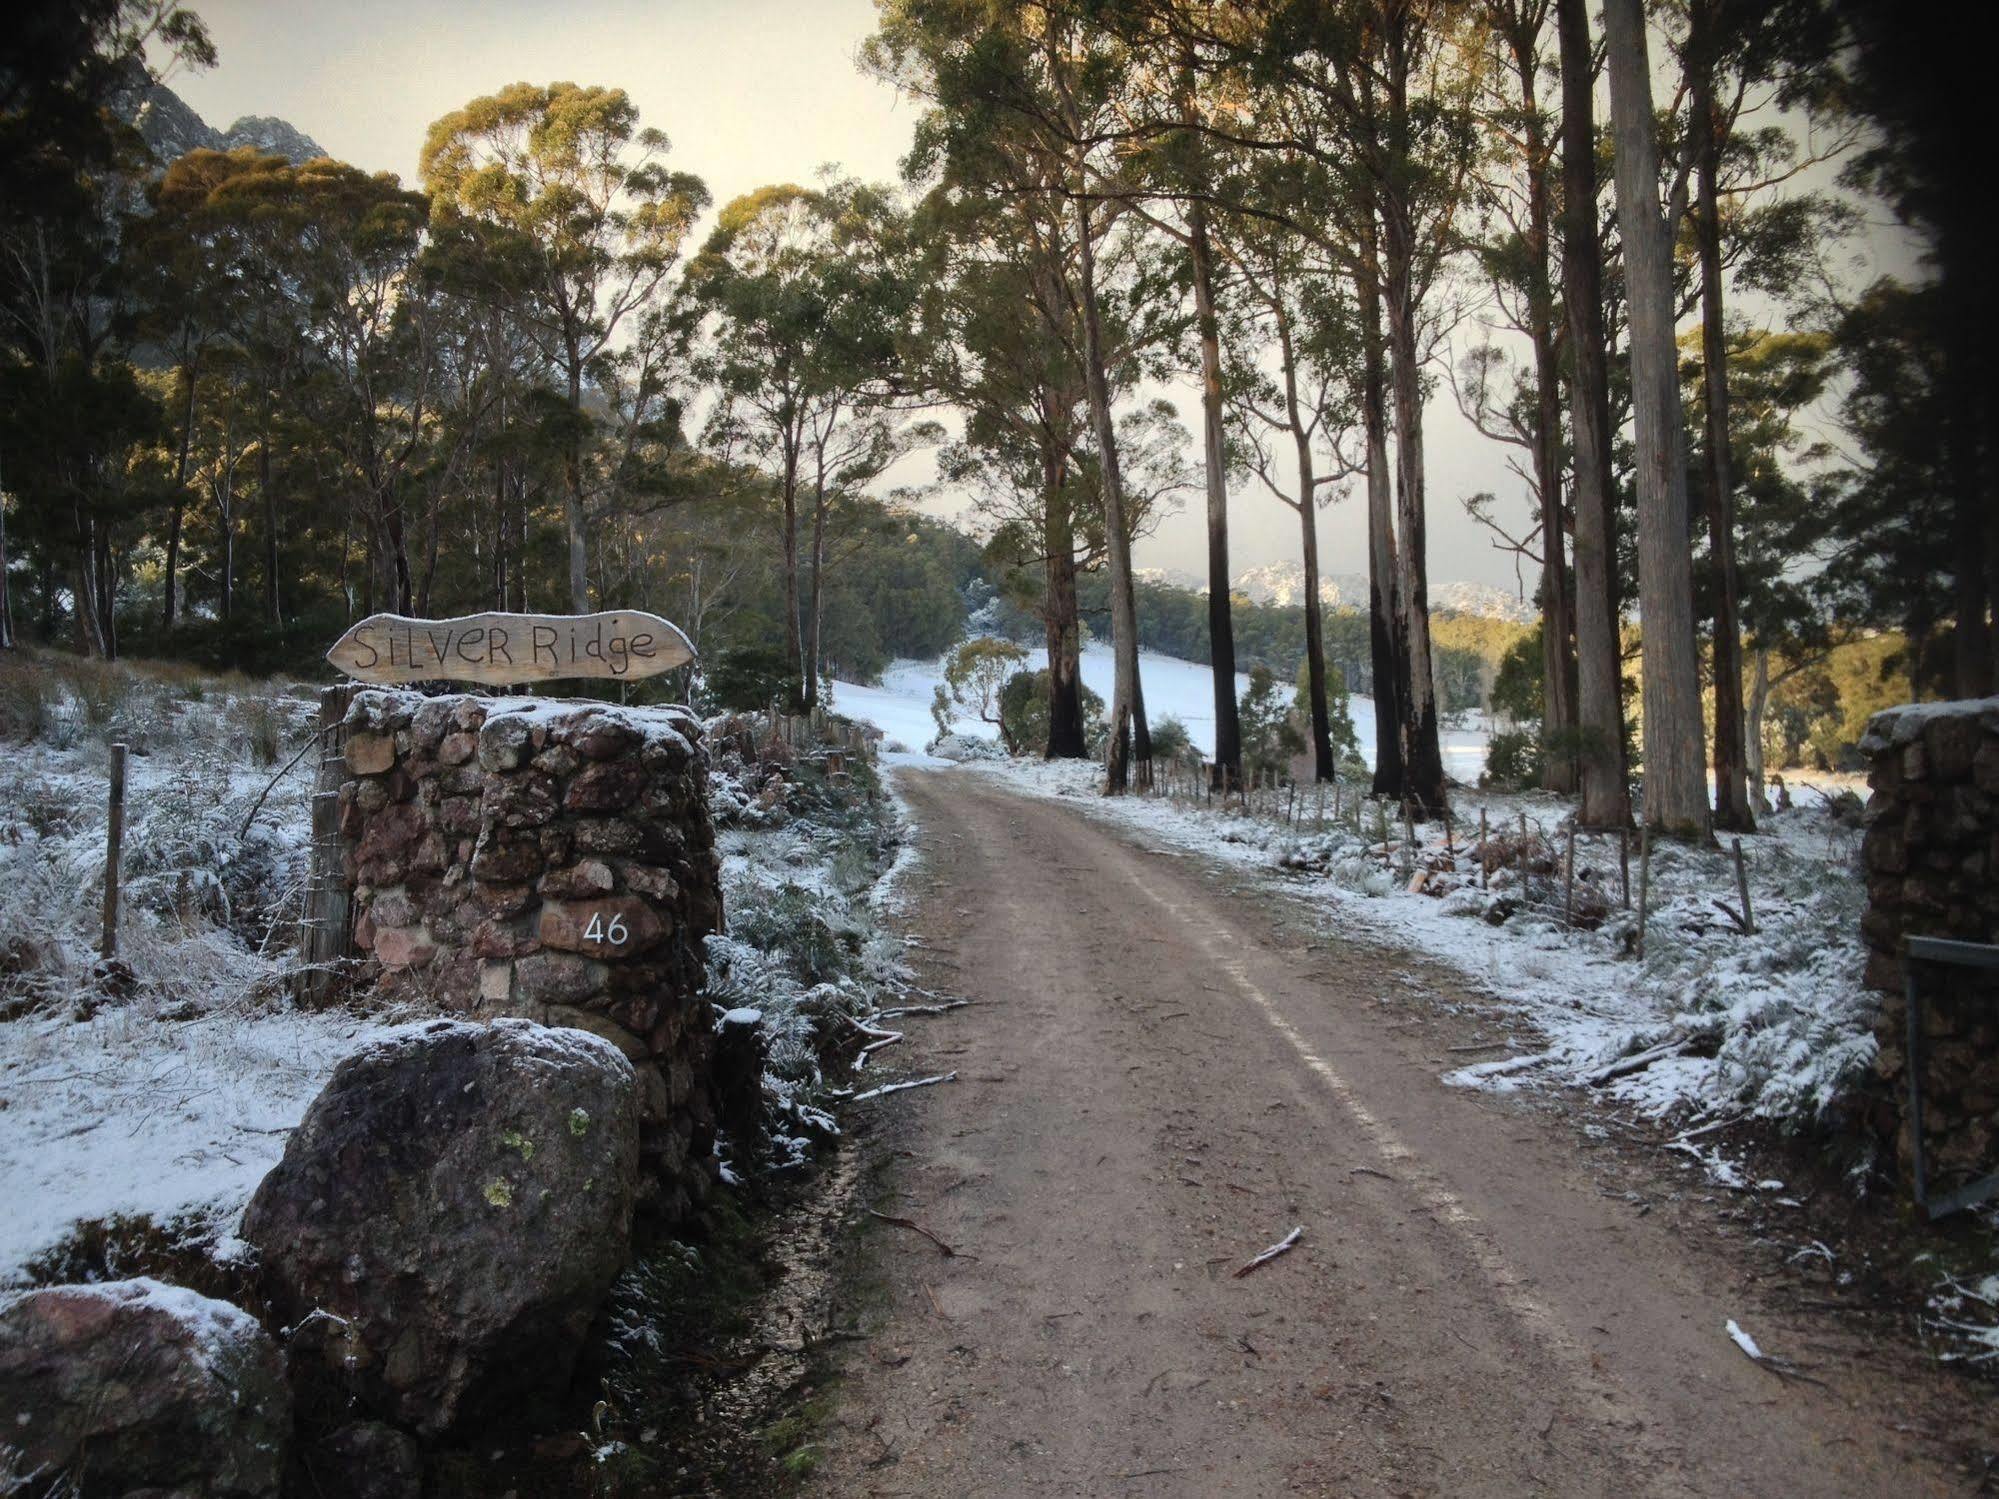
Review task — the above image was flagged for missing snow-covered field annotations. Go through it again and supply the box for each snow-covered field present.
[835,644,1490,778]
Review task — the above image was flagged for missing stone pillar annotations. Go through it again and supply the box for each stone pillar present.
[1859,698,1999,1189]
[332,690,731,1224]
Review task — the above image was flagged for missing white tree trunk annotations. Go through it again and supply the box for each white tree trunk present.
[1603,0,1710,837]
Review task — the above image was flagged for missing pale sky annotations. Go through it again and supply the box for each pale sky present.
[167,0,1904,598]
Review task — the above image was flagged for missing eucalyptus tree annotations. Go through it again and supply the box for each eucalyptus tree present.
[1553,0,1630,827]
[1602,0,1708,836]
[866,0,1162,791]
[1217,193,1362,783]
[679,179,921,708]
[1133,0,1482,813]
[420,83,708,615]
[131,146,249,631]
[1463,0,1577,794]
[202,154,436,616]
[910,178,1096,756]
[911,187,1095,755]
[1106,24,1252,792]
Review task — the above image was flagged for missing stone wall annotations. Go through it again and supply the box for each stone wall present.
[1859,697,1999,1188]
[331,689,729,1222]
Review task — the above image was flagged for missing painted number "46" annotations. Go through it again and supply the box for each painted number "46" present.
[583,912,629,946]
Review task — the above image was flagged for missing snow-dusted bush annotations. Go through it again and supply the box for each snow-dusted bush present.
[701,757,909,1171]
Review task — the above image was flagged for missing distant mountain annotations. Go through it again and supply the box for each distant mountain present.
[1133,566,1204,592]
[1138,560,1537,623]
[117,75,327,168]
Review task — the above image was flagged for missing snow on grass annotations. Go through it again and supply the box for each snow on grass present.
[959,755,1877,1157]
[0,1005,405,1283]
[0,659,407,1283]
[833,645,1490,778]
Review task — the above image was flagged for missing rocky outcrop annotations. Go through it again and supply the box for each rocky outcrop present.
[1860,697,1999,1186]
[114,71,327,167]
[241,1019,640,1436]
[0,1277,290,1497]
[328,690,728,1222]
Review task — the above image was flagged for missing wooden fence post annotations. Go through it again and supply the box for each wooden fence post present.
[298,684,356,1007]
[1619,828,1631,909]
[1563,821,1577,928]
[1479,807,1489,891]
[100,743,127,960]
[1732,837,1755,936]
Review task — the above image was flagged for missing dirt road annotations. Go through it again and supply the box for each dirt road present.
[812,769,1976,1496]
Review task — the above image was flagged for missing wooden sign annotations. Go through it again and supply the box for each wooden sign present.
[326,610,695,688]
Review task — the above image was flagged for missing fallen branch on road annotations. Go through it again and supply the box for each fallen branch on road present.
[1725,1318,1827,1386]
[841,1011,905,1069]
[851,1071,957,1103]
[867,1208,974,1259]
[1232,1225,1304,1279]
[877,999,972,1019]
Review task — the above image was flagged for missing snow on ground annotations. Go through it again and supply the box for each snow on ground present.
[0,665,405,1282]
[1,1008,409,1278]
[836,645,1490,779]
[957,756,1876,1162]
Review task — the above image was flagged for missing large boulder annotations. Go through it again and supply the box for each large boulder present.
[241,1018,641,1434]
[0,1277,290,1497]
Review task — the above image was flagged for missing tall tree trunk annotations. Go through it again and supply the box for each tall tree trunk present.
[803,462,829,710]
[1074,188,1143,794]
[492,452,508,610]
[382,498,414,615]
[563,350,589,615]
[1514,31,1577,794]
[1692,45,1752,830]
[259,409,281,627]
[163,365,196,632]
[1274,291,1333,781]
[97,531,117,660]
[217,419,235,627]
[1297,460,1333,783]
[1382,210,1448,815]
[1361,268,1405,799]
[73,552,106,658]
[1745,645,1769,810]
[1557,0,1630,827]
[508,466,527,612]
[1189,198,1242,792]
[1604,0,1710,836]
[1041,435,1087,757]
[779,436,803,709]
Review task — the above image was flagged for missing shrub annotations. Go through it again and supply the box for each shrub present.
[1148,715,1194,764]
[0,665,51,742]
[1482,728,1546,790]
[230,696,285,767]
[999,669,1106,757]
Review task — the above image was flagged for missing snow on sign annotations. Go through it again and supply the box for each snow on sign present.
[327,610,695,688]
